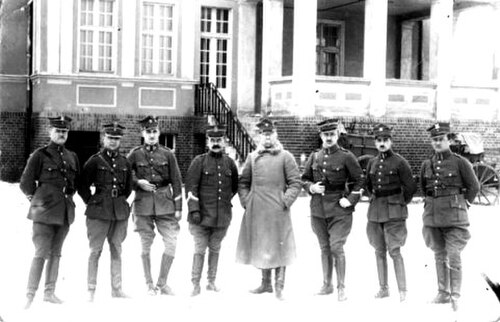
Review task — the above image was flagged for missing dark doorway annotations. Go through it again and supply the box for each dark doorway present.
[193,133,207,156]
[66,131,100,169]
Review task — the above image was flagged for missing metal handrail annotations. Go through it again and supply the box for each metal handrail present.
[195,83,256,161]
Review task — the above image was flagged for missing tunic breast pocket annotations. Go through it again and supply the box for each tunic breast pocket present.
[384,169,399,184]
[117,166,128,183]
[156,161,169,174]
[203,169,215,185]
[41,166,60,180]
[136,162,149,178]
[442,170,459,186]
[97,165,112,184]
[328,164,346,181]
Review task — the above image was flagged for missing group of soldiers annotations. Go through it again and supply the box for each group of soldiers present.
[19,115,479,312]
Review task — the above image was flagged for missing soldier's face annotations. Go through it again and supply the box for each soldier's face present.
[103,134,121,150]
[375,137,392,152]
[142,128,160,145]
[49,128,68,145]
[321,130,338,148]
[207,136,225,153]
[260,131,278,148]
[431,135,450,152]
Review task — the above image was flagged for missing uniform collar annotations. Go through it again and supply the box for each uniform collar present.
[104,148,119,159]
[144,143,159,152]
[48,142,64,152]
[435,149,452,161]
[378,149,394,160]
[209,151,223,158]
[322,144,339,154]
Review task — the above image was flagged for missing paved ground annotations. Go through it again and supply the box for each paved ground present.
[1,181,499,322]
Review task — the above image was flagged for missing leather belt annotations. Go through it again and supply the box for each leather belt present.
[426,188,462,198]
[324,183,345,193]
[373,187,401,198]
[96,188,122,198]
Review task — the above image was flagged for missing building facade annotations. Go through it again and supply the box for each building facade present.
[1,0,500,181]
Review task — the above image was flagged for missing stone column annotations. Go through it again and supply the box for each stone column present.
[363,0,388,117]
[429,0,453,120]
[292,0,317,116]
[261,0,284,109]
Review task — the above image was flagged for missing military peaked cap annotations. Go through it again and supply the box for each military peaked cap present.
[427,122,450,137]
[48,115,72,130]
[373,123,392,138]
[206,124,226,137]
[317,118,339,132]
[138,115,159,129]
[103,121,125,137]
[256,117,276,133]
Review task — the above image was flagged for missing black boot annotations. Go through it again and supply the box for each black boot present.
[206,252,220,292]
[431,260,451,304]
[393,255,407,302]
[191,254,205,297]
[336,256,347,301]
[374,254,389,299]
[450,268,462,311]
[157,254,175,295]
[25,257,45,309]
[110,249,129,298]
[316,252,333,295]
[275,267,286,300]
[250,269,273,294]
[43,256,63,304]
[87,251,100,302]
[141,253,156,295]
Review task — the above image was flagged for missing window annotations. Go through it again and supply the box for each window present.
[79,0,116,72]
[140,2,175,75]
[200,7,230,89]
[316,21,344,76]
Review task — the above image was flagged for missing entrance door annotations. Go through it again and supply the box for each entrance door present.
[199,6,232,101]
[65,131,100,169]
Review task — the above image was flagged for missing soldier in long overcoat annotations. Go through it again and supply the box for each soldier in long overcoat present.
[236,118,302,300]
[420,122,479,311]
[365,123,417,302]
[185,125,238,296]
[127,116,183,296]
[301,119,364,301]
[20,116,80,309]
[78,122,132,301]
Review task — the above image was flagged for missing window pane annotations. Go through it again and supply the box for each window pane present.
[216,39,227,88]
[323,25,339,48]
[216,9,229,34]
[201,7,211,32]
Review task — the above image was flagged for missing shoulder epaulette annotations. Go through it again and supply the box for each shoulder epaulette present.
[158,145,171,152]
[339,147,348,152]
[130,146,142,153]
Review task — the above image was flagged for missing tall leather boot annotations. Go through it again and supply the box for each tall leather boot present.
[450,268,462,311]
[110,250,128,298]
[393,255,407,302]
[374,254,389,299]
[250,269,273,294]
[191,254,205,297]
[431,260,451,304]
[336,256,347,301]
[156,254,175,295]
[316,252,333,295]
[43,256,63,304]
[275,267,286,300]
[87,251,101,302]
[206,252,220,292]
[141,253,156,295]
[25,257,45,309]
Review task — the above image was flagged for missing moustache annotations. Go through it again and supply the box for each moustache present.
[212,145,221,149]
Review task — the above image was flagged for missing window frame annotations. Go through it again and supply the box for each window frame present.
[199,6,232,89]
[77,0,118,73]
[139,1,177,77]
[316,19,345,77]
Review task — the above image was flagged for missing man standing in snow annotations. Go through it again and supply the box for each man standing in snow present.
[78,122,132,301]
[185,124,238,296]
[236,118,302,300]
[20,116,80,309]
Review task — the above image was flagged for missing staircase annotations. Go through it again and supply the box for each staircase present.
[195,83,256,163]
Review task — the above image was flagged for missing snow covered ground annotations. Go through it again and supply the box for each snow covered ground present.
[0,181,499,322]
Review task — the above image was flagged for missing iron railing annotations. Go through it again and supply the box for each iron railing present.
[195,83,256,161]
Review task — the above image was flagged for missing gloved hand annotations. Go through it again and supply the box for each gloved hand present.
[190,211,201,224]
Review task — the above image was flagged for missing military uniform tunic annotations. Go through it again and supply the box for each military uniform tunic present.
[78,149,133,291]
[420,150,479,273]
[185,151,238,254]
[127,143,183,256]
[365,149,417,256]
[20,142,80,259]
[301,145,364,257]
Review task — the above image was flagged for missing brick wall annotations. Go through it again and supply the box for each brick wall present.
[3,112,208,182]
[0,112,26,182]
[239,115,500,178]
